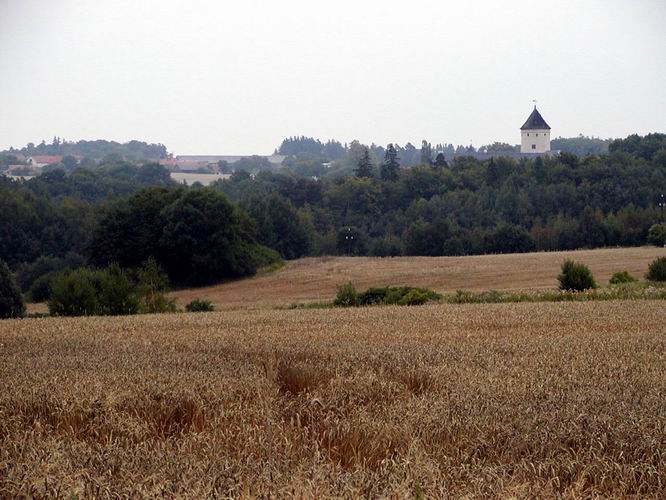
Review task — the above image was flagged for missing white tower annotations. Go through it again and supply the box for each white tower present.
[520,105,551,154]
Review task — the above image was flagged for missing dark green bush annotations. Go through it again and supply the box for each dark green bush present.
[398,289,431,306]
[558,259,597,291]
[357,287,389,305]
[185,298,215,312]
[647,223,666,247]
[48,261,171,317]
[609,271,637,285]
[16,253,85,295]
[333,282,358,307]
[645,257,666,282]
[0,259,25,319]
[96,264,138,315]
[341,285,441,307]
[26,272,56,302]
[48,268,100,316]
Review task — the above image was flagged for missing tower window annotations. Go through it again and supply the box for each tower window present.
[532,144,536,150]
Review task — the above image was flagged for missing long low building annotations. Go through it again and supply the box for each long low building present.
[175,154,285,164]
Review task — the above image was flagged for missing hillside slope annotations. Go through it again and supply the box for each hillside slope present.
[172,247,665,309]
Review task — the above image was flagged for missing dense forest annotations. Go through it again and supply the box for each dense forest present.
[0,133,664,296]
[2,138,168,161]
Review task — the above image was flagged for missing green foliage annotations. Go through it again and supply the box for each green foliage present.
[445,286,666,304]
[397,289,432,306]
[185,299,215,312]
[0,259,25,319]
[251,246,283,270]
[645,257,666,282]
[11,138,167,161]
[333,282,358,307]
[96,264,138,315]
[551,135,611,156]
[354,286,441,307]
[17,253,86,301]
[609,133,666,161]
[90,187,264,286]
[354,147,374,178]
[380,144,400,181]
[27,273,56,302]
[136,258,176,314]
[609,271,637,285]
[47,260,176,317]
[243,193,313,259]
[48,268,100,316]
[48,266,139,317]
[558,259,597,291]
[647,223,666,247]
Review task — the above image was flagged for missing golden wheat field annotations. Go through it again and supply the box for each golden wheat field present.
[171,247,666,309]
[1,301,665,498]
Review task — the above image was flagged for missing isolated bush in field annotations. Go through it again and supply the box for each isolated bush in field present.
[645,257,666,282]
[185,298,215,312]
[48,268,100,316]
[0,259,25,319]
[647,223,666,247]
[609,271,637,285]
[558,259,597,291]
[334,282,358,307]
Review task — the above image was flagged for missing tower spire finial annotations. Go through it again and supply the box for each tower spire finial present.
[532,98,537,109]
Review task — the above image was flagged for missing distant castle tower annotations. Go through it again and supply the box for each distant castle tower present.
[520,105,551,153]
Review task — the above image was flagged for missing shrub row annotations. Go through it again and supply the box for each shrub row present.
[334,283,442,307]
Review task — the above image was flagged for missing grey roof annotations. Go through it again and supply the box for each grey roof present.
[520,107,551,130]
[176,154,286,164]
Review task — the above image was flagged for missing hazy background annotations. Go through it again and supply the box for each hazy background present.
[1,0,664,155]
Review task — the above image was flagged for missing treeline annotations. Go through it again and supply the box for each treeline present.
[3,138,168,161]
[1,133,665,300]
[277,135,615,165]
[1,158,281,297]
[216,133,666,258]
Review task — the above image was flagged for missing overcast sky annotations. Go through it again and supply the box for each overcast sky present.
[1,0,665,155]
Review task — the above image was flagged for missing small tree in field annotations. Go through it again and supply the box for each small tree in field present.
[645,257,666,282]
[137,258,176,313]
[0,259,25,319]
[558,259,597,291]
[334,282,358,307]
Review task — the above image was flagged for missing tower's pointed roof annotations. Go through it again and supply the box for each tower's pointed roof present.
[521,107,551,130]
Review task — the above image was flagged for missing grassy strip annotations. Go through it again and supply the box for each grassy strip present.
[445,285,666,303]
[282,283,666,309]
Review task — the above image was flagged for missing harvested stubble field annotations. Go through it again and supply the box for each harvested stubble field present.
[1,301,665,497]
[171,246,665,309]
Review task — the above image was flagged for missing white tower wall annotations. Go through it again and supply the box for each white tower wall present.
[521,129,550,153]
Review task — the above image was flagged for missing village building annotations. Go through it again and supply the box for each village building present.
[26,155,63,168]
[520,106,551,154]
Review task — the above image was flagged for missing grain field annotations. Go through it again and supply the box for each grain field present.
[171,246,666,309]
[1,301,664,497]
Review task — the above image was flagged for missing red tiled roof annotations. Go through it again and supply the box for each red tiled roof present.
[31,155,63,164]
